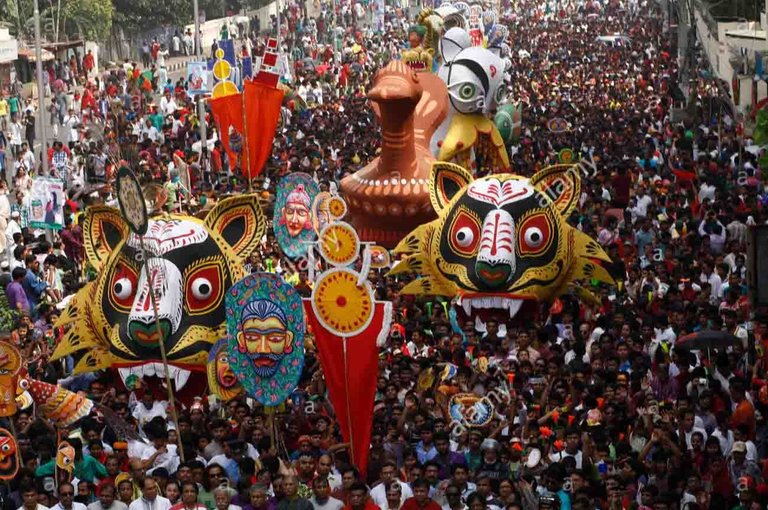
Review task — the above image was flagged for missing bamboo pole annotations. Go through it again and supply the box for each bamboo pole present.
[138,237,185,462]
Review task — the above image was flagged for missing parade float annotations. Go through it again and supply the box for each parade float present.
[342,2,513,247]
[389,162,615,325]
[51,195,266,397]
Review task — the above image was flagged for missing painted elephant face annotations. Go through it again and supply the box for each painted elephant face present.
[52,196,266,395]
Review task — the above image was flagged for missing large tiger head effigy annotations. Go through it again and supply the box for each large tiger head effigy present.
[52,196,265,395]
[390,163,614,322]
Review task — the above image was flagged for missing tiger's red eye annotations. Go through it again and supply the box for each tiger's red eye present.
[518,213,552,256]
[449,210,481,256]
[109,262,138,310]
[185,263,224,314]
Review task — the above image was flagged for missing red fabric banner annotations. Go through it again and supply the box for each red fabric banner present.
[209,93,244,169]
[671,168,696,183]
[243,81,284,179]
[303,300,389,477]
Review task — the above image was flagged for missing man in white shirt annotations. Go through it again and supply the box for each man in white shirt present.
[50,483,87,510]
[18,483,49,510]
[140,120,160,144]
[87,484,128,510]
[309,478,344,510]
[633,187,653,219]
[8,115,22,155]
[20,142,35,172]
[160,91,177,116]
[132,392,167,429]
[5,211,20,260]
[141,430,180,476]
[370,462,413,508]
[62,109,80,147]
[128,478,171,510]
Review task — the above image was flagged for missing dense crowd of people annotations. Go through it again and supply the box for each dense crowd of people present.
[0,0,766,510]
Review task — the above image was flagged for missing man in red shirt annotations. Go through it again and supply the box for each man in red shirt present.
[400,479,440,510]
[342,482,379,510]
[83,50,94,76]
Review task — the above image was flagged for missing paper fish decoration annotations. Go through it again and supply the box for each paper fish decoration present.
[21,379,93,427]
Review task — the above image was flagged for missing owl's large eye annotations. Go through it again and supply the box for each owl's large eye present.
[494,85,506,104]
[449,210,481,256]
[518,213,553,256]
[459,83,477,100]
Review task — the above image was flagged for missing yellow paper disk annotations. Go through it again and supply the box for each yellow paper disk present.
[327,196,347,219]
[312,268,374,336]
[319,222,360,266]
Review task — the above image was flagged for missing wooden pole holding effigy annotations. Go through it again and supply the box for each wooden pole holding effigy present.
[242,87,253,193]
[115,166,185,462]
[137,237,185,462]
[342,337,355,467]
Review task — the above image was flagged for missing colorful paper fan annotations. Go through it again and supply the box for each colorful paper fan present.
[23,379,94,427]
[440,363,458,381]
[311,268,374,336]
[558,148,575,164]
[417,368,435,391]
[369,245,391,269]
[319,222,360,266]
[547,117,569,133]
[449,393,495,427]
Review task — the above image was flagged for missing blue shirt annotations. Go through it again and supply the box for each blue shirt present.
[22,268,47,310]
[415,441,437,464]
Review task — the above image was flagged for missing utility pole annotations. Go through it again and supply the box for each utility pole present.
[194,0,207,156]
[276,0,281,56]
[34,0,48,176]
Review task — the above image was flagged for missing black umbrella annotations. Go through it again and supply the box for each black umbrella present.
[677,330,740,350]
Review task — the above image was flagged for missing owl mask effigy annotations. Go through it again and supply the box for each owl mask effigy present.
[391,163,614,319]
[431,27,510,173]
[52,196,265,395]
[56,440,75,484]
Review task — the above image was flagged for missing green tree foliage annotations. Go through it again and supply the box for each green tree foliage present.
[112,0,194,33]
[1,0,111,41]
[61,0,113,41]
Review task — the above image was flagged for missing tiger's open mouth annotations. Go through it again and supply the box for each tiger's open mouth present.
[454,293,539,332]
[405,60,428,71]
[117,362,194,391]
